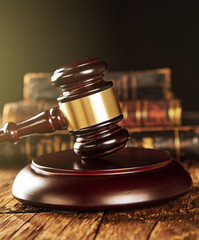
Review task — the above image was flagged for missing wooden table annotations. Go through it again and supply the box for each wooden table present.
[0,160,199,240]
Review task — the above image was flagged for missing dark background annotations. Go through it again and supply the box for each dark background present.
[0,1,198,112]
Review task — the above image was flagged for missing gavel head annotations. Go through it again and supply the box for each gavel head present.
[51,58,129,159]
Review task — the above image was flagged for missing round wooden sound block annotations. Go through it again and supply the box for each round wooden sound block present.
[12,148,192,210]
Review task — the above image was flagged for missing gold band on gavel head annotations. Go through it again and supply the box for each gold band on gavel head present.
[59,87,122,131]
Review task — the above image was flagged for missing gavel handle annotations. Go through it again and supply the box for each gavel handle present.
[0,107,67,144]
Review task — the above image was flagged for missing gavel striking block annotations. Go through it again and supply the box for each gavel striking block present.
[0,58,129,159]
[0,58,193,210]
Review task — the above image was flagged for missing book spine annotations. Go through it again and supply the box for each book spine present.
[127,126,199,160]
[23,69,172,102]
[119,99,181,127]
[0,139,27,167]
[0,133,74,167]
[2,126,199,165]
[2,100,57,123]
[105,68,172,100]
[181,111,199,125]
[0,126,199,166]
[3,99,181,127]
[25,134,74,161]
[23,73,61,101]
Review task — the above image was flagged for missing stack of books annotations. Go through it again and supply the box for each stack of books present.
[1,68,199,166]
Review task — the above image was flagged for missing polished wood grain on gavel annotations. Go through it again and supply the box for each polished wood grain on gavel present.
[0,57,193,210]
[0,58,129,159]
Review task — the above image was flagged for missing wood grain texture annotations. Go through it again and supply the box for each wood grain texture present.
[95,210,157,240]
[0,160,199,239]
[0,213,36,240]
[149,214,199,240]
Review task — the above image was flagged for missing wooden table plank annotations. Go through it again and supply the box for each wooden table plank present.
[0,159,199,239]
[8,212,76,240]
[95,210,157,240]
[0,212,104,240]
[0,213,36,240]
[149,214,199,240]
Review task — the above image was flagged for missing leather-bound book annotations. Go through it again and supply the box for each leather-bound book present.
[119,99,181,127]
[3,126,199,164]
[2,100,57,123]
[105,68,172,100]
[127,126,199,160]
[0,133,73,167]
[3,99,181,127]
[23,73,61,101]
[23,68,172,102]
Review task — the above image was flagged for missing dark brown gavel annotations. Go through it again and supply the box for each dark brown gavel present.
[0,58,129,159]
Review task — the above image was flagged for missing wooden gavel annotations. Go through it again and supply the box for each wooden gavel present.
[0,58,129,159]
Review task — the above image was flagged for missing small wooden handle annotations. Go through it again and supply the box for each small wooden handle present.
[0,107,67,144]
